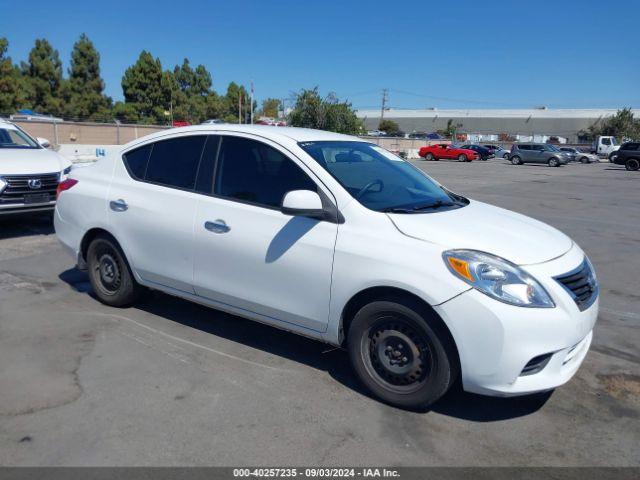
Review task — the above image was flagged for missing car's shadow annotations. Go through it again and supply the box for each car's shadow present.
[0,213,55,240]
[59,267,552,422]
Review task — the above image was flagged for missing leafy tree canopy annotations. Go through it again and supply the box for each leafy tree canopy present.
[288,87,362,134]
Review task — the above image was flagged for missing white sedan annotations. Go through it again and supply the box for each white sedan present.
[55,125,598,409]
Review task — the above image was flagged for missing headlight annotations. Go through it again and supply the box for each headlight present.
[0,178,6,194]
[60,165,72,181]
[443,250,555,308]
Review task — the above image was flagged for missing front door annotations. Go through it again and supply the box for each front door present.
[193,135,338,333]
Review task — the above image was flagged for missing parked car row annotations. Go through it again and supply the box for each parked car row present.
[418,141,611,168]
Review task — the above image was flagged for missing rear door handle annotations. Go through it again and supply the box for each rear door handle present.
[204,219,230,234]
[109,199,128,212]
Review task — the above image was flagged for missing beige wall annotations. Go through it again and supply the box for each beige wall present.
[14,120,169,147]
[14,120,446,153]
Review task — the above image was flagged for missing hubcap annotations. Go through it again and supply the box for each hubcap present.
[96,253,121,292]
[365,319,431,392]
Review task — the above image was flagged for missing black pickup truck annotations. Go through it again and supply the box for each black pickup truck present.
[613,142,640,171]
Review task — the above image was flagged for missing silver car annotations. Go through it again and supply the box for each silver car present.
[509,143,572,167]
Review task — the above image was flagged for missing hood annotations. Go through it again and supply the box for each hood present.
[0,148,70,176]
[387,200,573,265]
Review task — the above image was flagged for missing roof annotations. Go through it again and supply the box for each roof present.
[123,124,361,150]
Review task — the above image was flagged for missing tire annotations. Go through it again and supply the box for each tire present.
[457,154,467,162]
[609,154,618,163]
[626,158,640,171]
[503,152,510,159]
[548,157,560,167]
[425,153,435,161]
[347,300,457,410]
[511,156,522,165]
[580,156,589,164]
[86,234,142,307]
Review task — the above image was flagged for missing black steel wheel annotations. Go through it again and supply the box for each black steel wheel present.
[348,300,457,409]
[87,234,142,307]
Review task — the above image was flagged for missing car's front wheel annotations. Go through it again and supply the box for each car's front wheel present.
[347,300,457,410]
[503,152,510,159]
[87,234,142,307]
[580,156,589,164]
[457,154,467,162]
[548,157,560,167]
[626,158,640,171]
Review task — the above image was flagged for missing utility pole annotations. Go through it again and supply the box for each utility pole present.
[250,81,254,124]
[380,88,388,122]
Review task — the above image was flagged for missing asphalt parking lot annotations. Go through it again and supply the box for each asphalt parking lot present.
[0,158,638,466]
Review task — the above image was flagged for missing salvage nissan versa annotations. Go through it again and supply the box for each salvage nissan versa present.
[54,125,598,409]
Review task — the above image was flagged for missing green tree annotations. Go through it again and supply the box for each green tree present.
[378,119,400,135]
[0,38,31,113]
[259,97,281,118]
[21,39,63,116]
[581,108,640,141]
[121,51,171,124]
[171,59,213,123]
[288,87,362,134]
[223,82,253,123]
[63,34,112,121]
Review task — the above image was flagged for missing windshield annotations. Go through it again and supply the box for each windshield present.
[0,127,40,149]
[299,141,467,213]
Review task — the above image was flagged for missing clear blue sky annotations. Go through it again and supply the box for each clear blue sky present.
[2,0,638,110]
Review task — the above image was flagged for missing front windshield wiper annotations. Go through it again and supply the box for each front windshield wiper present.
[382,200,458,214]
[411,200,457,211]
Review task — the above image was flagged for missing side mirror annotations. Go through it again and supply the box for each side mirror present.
[37,137,51,148]
[281,190,325,219]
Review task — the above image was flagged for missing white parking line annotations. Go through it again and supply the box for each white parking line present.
[66,310,289,372]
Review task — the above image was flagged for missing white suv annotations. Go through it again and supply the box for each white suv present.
[0,119,72,216]
[55,125,598,409]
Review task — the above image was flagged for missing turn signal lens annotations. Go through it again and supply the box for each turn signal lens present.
[56,178,78,199]
[447,257,474,282]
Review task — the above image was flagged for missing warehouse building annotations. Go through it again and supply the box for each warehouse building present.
[357,108,638,143]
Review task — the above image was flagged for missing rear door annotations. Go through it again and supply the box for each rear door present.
[192,134,338,333]
[108,134,210,293]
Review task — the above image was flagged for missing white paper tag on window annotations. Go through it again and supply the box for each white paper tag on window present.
[371,146,403,161]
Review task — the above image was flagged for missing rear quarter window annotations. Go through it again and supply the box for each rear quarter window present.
[122,144,152,180]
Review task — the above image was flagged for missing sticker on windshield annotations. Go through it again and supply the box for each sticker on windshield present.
[371,146,403,161]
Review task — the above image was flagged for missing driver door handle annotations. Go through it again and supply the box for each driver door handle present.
[205,219,230,234]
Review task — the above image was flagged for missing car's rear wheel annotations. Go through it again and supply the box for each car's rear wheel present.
[511,156,522,165]
[347,300,457,410]
[457,154,467,162]
[87,235,142,307]
[425,153,435,161]
[548,157,560,167]
[626,158,640,171]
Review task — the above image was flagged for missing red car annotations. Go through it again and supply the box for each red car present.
[418,144,478,162]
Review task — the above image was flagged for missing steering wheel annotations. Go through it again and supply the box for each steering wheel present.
[356,179,384,199]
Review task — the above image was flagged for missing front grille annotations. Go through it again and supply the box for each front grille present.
[0,172,59,205]
[554,259,598,311]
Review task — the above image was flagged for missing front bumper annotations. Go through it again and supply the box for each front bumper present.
[0,200,56,215]
[434,244,598,396]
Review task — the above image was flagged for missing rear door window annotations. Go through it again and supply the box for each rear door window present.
[145,136,207,190]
